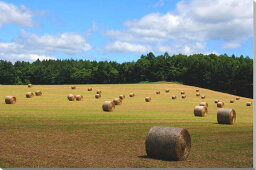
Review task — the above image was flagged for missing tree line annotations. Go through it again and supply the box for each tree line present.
[0,52,252,98]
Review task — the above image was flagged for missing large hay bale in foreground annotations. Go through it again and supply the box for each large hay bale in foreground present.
[5,96,16,104]
[156,91,160,94]
[199,102,208,107]
[113,98,122,105]
[96,90,102,94]
[217,101,224,108]
[119,95,125,100]
[172,95,177,100]
[214,99,219,103]
[26,92,34,98]
[67,94,75,101]
[196,93,200,96]
[181,91,185,95]
[201,95,205,99]
[181,95,186,99]
[95,94,101,99]
[194,106,207,117]
[145,97,151,102]
[102,101,115,111]
[75,95,83,101]
[230,99,235,103]
[35,90,42,96]
[28,84,32,88]
[236,97,240,100]
[71,86,76,89]
[129,93,135,97]
[246,102,252,106]
[165,89,170,93]
[145,126,191,161]
[88,88,93,91]
[217,108,236,125]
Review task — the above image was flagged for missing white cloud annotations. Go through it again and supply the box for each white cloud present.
[221,42,241,49]
[0,1,37,27]
[104,0,252,54]
[104,41,151,53]
[0,31,92,62]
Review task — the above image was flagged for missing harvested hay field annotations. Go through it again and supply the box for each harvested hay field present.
[0,83,253,168]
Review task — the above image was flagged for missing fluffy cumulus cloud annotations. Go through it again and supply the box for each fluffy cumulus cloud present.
[104,0,252,54]
[0,1,37,27]
[104,41,151,53]
[0,31,92,62]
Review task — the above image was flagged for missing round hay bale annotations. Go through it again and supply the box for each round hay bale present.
[96,90,102,94]
[156,91,160,94]
[145,97,151,102]
[196,93,200,96]
[129,93,135,97]
[88,88,93,91]
[214,99,219,103]
[113,98,122,105]
[71,86,76,89]
[165,89,170,93]
[230,99,235,103]
[145,126,191,161]
[201,95,205,99]
[75,95,83,101]
[102,101,115,111]
[194,106,207,117]
[199,102,208,107]
[26,92,34,98]
[217,101,224,108]
[5,96,16,104]
[172,95,176,99]
[236,97,240,100]
[119,95,125,100]
[246,102,252,106]
[67,94,75,101]
[181,95,186,99]
[217,108,236,125]
[196,89,199,92]
[95,94,101,99]
[181,91,185,95]
[35,90,42,96]
[28,84,32,88]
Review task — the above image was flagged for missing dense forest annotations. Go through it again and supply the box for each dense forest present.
[0,52,253,98]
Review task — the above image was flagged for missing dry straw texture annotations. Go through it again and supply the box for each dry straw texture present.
[27,84,32,88]
[217,108,236,125]
[172,95,177,99]
[165,89,170,93]
[129,93,135,97]
[26,92,34,98]
[67,94,75,101]
[246,102,252,106]
[119,95,125,100]
[199,102,208,107]
[194,106,207,117]
[75,95,83,101]
[88,88,93,91]
[156,91,160,94]
[145,97,151,102]
[217,101,224,108]
[145,126,191,161]
[71,86,76,89]
[95,94,101,99]
[5,96,16,104]
[102,101,115,111]
[35,90,42,96]
[113,98,122,105]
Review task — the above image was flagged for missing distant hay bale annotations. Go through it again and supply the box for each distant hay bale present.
[75,95,83,101]
[5,96,16,104]
[67,94,75,101]
[88,88,93,91]
[217,101,224,108]
[71,86,76,89]
[217,108,236,125]
[194,106,207,117]
[230,99,235,103]
[236,97,240,100]
[35,90,42,96]
[156,91,160,94]
[119,95,125,100]
[196,93,200,96]
[181,95,186,99]
[201,95,205,99]
[95,94,101,99]
[102,101,115,111]
[145,97,151,102]
[196,89,199,92]
[96,90,102,94]
[113,98,122,105]
[145,126,191,161]
[172,95,176,99]
[214,99,219,103]
[181,91,185,95]
[28,84,32,88]
[246,102,252,106]
[165,89,170,93]
[129,93,135,97]
[199,102,208,107]
[26,92,34,98]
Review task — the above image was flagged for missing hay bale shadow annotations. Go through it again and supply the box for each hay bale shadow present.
[137,155,176,162]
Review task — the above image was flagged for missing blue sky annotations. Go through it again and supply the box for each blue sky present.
[0,0,253,62]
